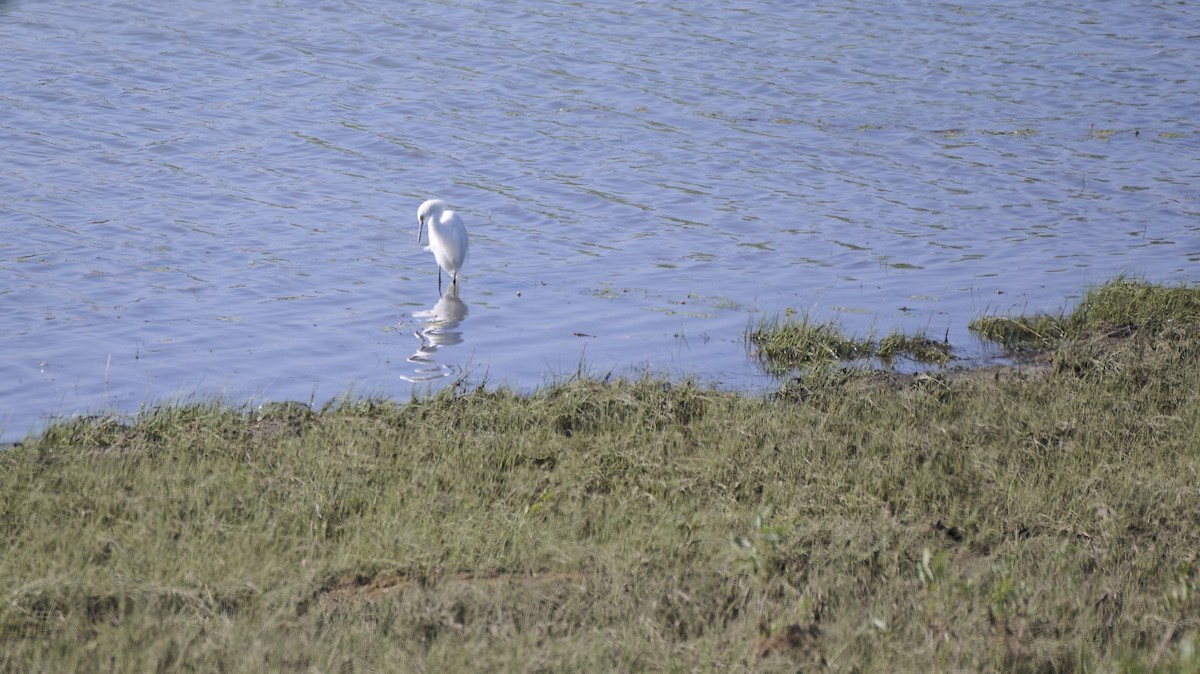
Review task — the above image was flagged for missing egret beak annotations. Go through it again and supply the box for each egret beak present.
[417,216,424,244]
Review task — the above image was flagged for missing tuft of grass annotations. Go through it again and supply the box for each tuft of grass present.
[749,315,951,372]
[2,282,1200,672]
[876,330,952,364]
[749,314,868,366]
[1072,277,1200,329]
[968,313,1070,349]
[971,277,1200,349]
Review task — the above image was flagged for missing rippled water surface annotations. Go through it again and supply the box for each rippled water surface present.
[3,0,1198,441]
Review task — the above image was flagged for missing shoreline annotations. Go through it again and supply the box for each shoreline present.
[3,279,1198,672]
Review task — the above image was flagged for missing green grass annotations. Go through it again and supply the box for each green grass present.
[875,331,952,364]
[968,313,1071,349]
[748,314,869,365]
[3,281,1200,672]
[748,316,951,372]
[970,277,1200,349]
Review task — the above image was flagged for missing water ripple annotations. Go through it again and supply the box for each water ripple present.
[2,0,1197,440]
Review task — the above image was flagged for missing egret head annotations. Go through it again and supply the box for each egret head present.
[417,199,447,244]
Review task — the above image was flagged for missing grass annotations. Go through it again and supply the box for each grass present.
[970,277,1200,349]
[2,280,1200,672]
[748,315,869,365]
[747,315,951,372]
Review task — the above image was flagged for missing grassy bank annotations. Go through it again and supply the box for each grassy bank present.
[2,281,1199,672]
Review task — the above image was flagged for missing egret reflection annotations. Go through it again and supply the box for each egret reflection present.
[400,285,469,382]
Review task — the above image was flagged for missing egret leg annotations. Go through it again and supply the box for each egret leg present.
[438,268,443,293]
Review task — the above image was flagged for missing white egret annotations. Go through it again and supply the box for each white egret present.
[416,198,469,292]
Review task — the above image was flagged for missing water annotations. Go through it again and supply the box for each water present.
[2,0,1197,442]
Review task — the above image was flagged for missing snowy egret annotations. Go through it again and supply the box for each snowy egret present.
[416,198,469,292]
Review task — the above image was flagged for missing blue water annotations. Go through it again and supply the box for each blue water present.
[2,0,1198,442]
